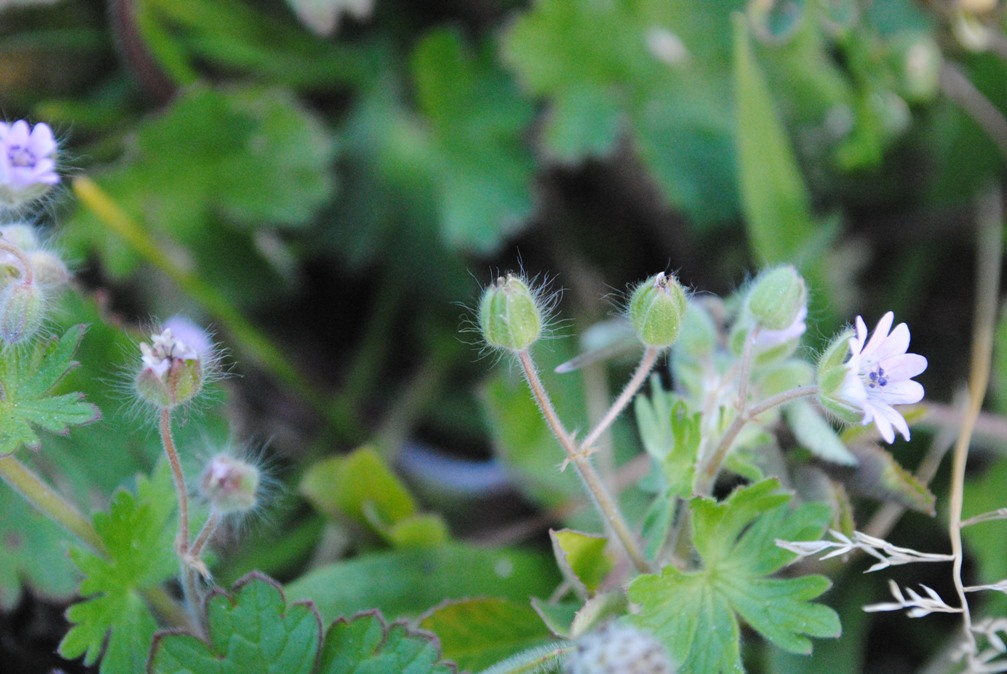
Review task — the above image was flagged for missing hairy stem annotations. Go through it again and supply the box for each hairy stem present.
[160,409,189,554]
[190,511,221,561]
[159,408,206,631]
[580,346,660,453]
[517,349,651,573]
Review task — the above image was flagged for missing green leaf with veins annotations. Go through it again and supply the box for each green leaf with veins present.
[149,573,322,674]
[59,467,178,674]
[627,479,840,673]
[0,325,100,456]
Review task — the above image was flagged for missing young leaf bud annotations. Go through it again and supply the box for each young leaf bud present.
[747,265,806,331]
[0,281,44,343]
[566,622,675,674]
[134,327,206,409]
[815,328,862,424]
[479,274,543,352]
[200,454,260,515]
[628,272,687,349]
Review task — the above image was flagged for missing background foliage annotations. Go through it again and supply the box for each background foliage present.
[3,0,1007,672]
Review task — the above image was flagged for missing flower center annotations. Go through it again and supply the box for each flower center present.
[7,145,37,169]
[867,365,888,389]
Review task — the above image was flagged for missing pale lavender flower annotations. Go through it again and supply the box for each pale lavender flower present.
[835,311,927,443]
[0,120,59,206]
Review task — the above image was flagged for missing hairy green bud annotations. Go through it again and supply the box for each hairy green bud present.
[628,272,687,349]
[747,265,806,331]
[0,281,44,343]
[479,274,543,352]
[28,251,70,288]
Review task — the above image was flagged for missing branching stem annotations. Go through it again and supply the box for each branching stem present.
[517,349,651,574]
[696,386,818,494]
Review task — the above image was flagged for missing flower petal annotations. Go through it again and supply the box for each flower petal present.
[873,380,924,405]
[860,312,894,360]
[881,353,928,380]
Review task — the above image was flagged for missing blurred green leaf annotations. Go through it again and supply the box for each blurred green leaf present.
[301,446,416,526]
[286,543,561,623]
[412,28,536,253]
[301,446,448,549]
[64,85,335,306]
[0,481,79,608]
[503,0,742,226]
[319,611,454,674]
[785,400,858,466]
[149,573,321,674]
[144,0,374,90]
[831,442,935,515]
[733,14,816,266]
[549,529,613,596]
[419,597,552,672]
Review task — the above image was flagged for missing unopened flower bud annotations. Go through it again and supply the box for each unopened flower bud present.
[0,281,44,343]
[628,272,687,349]
[28,251,70,288]
[479,274,543,352]
[135,327,206,409]
[747,265,806,331]
[0,223,40,251]
[566,623,675,674]
[200,454,260,514]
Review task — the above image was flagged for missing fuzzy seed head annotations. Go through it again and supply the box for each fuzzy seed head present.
[566,623,674,674]
[628,272,687,349]
[200,454,260,514]
[478,274,543,352]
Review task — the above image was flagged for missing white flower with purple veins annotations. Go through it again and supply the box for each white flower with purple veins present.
[0,120,59,206]
[837,312,927,443]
